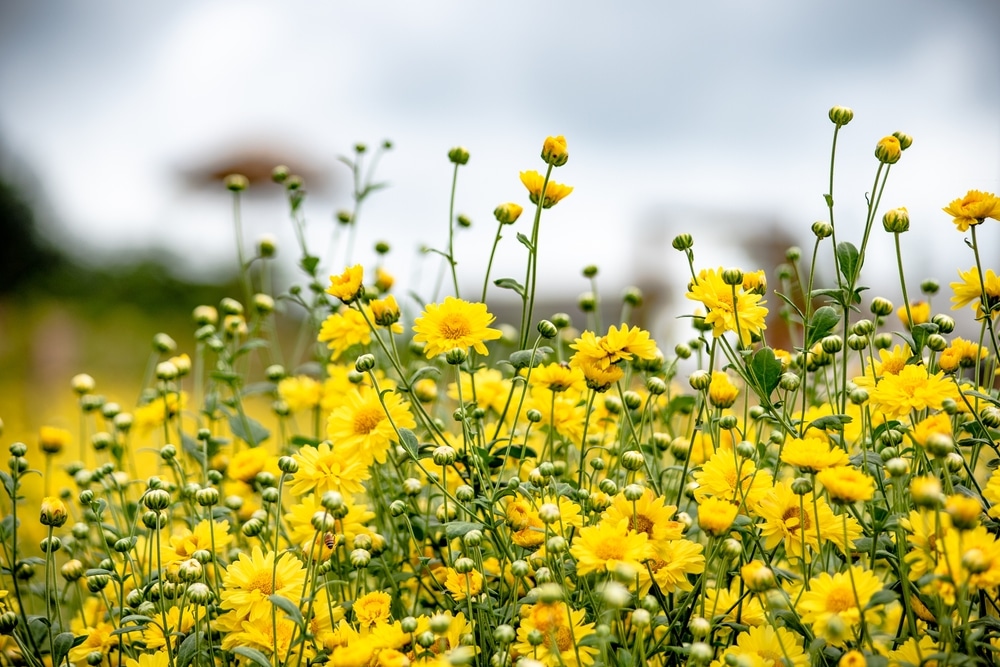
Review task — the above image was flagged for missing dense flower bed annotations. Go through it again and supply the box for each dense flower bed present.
[2,108,1000,667]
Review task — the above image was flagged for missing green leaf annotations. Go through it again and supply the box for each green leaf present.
[909,322,938,353]
[269,594,305,628]
[300,255,320,276]
[836,241,859,283]
[866,589,898,609]
[493,278,525,297]
[516,233,535,252]
[52,632,75,667]
[290,435,322,448]
[445,521,484,539]
[175,631,205,667]
[232,647,273,667]
[805,306,840,348]
[227,414,270,446]
[489,445,537,467]
[398,428,419,458]
[807,414,853,432]
[747,347,783,401]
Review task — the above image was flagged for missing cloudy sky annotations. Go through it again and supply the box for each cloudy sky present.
[1,1,998,334]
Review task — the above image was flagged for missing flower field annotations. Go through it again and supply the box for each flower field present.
[3,108,1000,667]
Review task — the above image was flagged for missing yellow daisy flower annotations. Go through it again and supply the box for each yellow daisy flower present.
[412,296,503,358]
[326,386,416,465]
[327,264,364,303]
[353,590,392,627]
[519,170,574,209]
[277,375,322,413]
[686,267,768,346]
[219,546,307,622]
[443,568,484,600]
[798,567,885,646]
[693,448,773,510]
[780,434,850,473]
[869,364,956,419]
[817,466,875,504]
[756,480,859,560]
[288,441,371,498]
[709,625,808,667]
[601,487,682,547]
[515,602,597,667]
[950,266,1000,319]
[942,189,1000,232]
[570,518,651,579]
[318,307,372,360]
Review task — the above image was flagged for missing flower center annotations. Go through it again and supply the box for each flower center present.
[353,406,385,435]
[781,507,811,533]
[246,570,275,595]
[594,540,626,561]
[553,626,573,652]
[630,514,654,536]
[439,314,472,340]
[825,586,855,612]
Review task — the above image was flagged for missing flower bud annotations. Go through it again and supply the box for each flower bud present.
[721,268,744,286]
[537,320,558,339]
[350,548,371,568]
[689,370,711,391]
[225,174,248,191]
[61,559,85,582]
[870,297,894,317]
[875,136,902,164]
[931,314,955,334]
[811,221,833,239]
[445,348,468,365]
[433,446,457,466]
[493,202,523,225]
[672,234,693,251]
[447,146,470,165]
[828,106,854,127]
[40,497,68,527]
[882,206,910,233]
[541,135,568,167]
[892,131,913,151]
[354,354,376,373]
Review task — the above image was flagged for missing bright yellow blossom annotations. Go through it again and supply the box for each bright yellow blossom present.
[412,296,502,358]
[942,189,1000,231]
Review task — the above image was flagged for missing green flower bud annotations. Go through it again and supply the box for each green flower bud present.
[447,146,470,165]
[828,106,854,127]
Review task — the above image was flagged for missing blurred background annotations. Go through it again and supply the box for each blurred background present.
[1,0,999,442]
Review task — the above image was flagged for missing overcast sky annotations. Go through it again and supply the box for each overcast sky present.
[1,1,998,336]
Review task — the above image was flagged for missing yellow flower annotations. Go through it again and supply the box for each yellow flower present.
[162,519,233,564]
[887,636,939,667]
[353,590,392,627]
[412,296,503,358]
[569,324,657,372]
[853,344,912,389]
[697,497,738,536]
[816,466,875,504]
[124,653,170,667]
[519,170,574,208]
[571,518,651,579]
[798,567,884,646]
[742,269,767,295]
[780,434,850,473]
[285,494,374,555]
[693,448,773,510]
[374,266,394,292]
[142,606,195,649]
[951,266,1000,319]
[709,625,808,667]
[277,375,322,413]
[327,264,364,303]
[708,371,739,409]
[318,308,371,360]
[541,135,569,167]
[942,189,1000,232]
[601,488,682,547]
[515,602,597,667]
[570,354,624,392]
[938,337,987,372]
[757,480,860,560]
[326,387,415,465]
[529,362,586,394]
[645,538,705,594]
[869,364,956,419]
[897,301,930,328]
[288,441,371,498]
[369,294,401,327]
[227,446,272,484]
[686,267,768,346]
[494,202,524,224]
[704,579,765,627]
[910,412,952,448]
[220,546,306,622]
[39,425,71,454]
[449,367,518,415]
[443,568,484,600]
